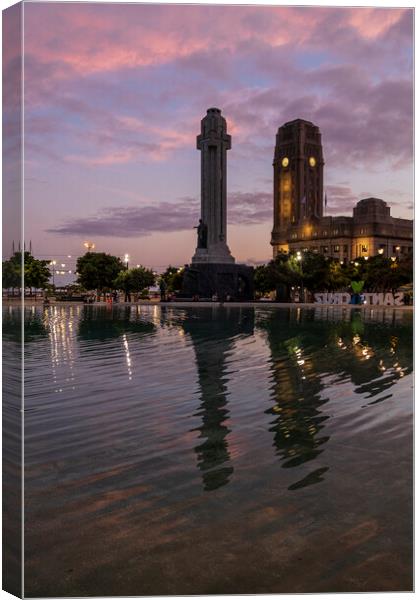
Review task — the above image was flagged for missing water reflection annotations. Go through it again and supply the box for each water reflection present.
[19,304,412,497]
[258,308,413,490]
[14,304,413,595]
[182,308,254,491]
[78,305,156,342]
[261,310,330,489]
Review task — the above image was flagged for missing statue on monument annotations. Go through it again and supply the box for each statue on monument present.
[194,219,208,249]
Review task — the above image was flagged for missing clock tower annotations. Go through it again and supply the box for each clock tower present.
[271,119,324,255]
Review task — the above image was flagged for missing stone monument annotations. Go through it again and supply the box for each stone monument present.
[182,108,254,300]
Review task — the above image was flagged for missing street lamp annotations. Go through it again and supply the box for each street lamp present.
[84,241,96,251]
[378,248,384,255]
[124,253,130,269]
[49,260,57,286]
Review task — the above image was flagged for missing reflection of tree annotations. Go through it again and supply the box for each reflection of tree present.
[3,307,49,343]
[183,308,254,491]
[258,308,413,490]
[77,305,155,342]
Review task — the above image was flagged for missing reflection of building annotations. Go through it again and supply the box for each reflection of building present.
[271,119,413,261]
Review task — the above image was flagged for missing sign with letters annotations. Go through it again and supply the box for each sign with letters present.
[314,292,404,306]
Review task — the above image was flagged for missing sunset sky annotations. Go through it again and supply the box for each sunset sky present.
[6,3,414,270]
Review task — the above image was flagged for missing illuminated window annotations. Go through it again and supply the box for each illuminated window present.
[322,246,329,254]
[333,245,340,253]
[361,245,368,253]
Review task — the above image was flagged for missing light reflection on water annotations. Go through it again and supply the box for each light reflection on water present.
[5,305,412,595]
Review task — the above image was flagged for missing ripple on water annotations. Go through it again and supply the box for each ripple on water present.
[10,304,412,595]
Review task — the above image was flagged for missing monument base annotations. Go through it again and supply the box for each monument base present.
[181,263,254,301]
[192,245,235,264]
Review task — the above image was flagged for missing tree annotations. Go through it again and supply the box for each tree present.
[24,253,51,292]
[254,264,274,298]
[2,257,21,290]
[300,251,329,291]
[326,260,351,291]
[160,265,184,293]
[114,266,155,301]
[129,266,155,294]
[2,251,50,293]
[76,252,123,292]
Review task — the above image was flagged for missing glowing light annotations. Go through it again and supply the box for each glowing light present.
[83,241,96,251]
[378,248,384,255]
[282,157,289,168]
[354,261,359,267]
[391,256,396,262]
[309,156,316,167]
[364,256,368,261]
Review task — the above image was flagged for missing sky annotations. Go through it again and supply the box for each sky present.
[4,2,414,273]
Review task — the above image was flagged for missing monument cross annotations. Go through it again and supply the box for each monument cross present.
[192,107,234,264]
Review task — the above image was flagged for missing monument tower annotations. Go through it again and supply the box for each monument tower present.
[192,107,234,264]
[271,119,324,255]
[182,108,254,300]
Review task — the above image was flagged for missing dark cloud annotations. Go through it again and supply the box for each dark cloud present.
[47,191,273,237]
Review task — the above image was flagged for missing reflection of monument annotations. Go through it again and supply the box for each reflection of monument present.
[183,308,254,491]
[182,108,254,300]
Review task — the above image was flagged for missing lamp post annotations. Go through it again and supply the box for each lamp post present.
[83,241,96,252]
[50,260,57,286]
[296,251,304,302]
[124,254,130,270]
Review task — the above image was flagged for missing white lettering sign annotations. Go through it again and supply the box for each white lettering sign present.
[314,292,404,305]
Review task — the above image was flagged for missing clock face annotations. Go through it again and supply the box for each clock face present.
[309,156,316,167]
[282,157,289,168]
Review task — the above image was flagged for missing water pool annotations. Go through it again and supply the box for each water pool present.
[5,304,413,594]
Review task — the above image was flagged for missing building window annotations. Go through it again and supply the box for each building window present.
[313,231,318,236]
[333,229,339,235]
[333,245,340,253]
[360,228,365,234]
[343,245,348,254]
[322,246,329,254]
[322,230,328,236]
[291,233,297,239]
[361,244,368,253]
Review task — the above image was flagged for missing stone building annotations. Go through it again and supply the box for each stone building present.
[270,119,413,261]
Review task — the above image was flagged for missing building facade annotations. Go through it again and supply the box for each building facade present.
[270,119,413,261]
